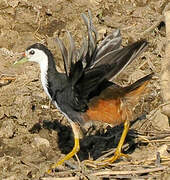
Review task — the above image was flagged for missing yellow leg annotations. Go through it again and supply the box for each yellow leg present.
[84,119,130,167]
[47,122,80,173]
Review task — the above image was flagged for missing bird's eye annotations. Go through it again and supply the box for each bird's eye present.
[29,50,35,55]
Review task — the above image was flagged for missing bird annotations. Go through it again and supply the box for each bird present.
[14,11,153,173]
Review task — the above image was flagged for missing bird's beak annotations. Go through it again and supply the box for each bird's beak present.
[14,54,28,65]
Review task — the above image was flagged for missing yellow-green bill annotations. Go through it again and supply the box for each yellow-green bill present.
[14,56,28,65]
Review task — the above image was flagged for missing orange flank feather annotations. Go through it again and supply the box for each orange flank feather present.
[85,98,129,126]
[83,79,150,126]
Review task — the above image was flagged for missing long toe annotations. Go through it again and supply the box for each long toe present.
[83,151,130,168]
[102,151,130,164]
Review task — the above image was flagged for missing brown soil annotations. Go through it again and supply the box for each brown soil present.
[0,0,170,179]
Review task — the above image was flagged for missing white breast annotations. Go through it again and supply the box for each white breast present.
[40,71,52,100]
[39,57,52,100]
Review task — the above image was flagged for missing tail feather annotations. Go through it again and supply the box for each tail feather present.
[125,73,153,93]
[124,73,153,106]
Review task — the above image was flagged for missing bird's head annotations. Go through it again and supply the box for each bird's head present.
[14,43,51,66]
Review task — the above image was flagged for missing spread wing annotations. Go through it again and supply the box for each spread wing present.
[56,11,148,112]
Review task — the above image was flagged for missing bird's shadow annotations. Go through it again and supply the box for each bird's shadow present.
[29,115,147,161]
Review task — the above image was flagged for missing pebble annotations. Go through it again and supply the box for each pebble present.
[32,137,50,148]
[157,144,169,157]
[151,109,169,130]
[0,119,15,138]
[2,175,17,180]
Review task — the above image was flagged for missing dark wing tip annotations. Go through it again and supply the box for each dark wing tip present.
[135,39,148,49]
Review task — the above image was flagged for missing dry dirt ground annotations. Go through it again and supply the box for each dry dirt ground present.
[0,0,170,179]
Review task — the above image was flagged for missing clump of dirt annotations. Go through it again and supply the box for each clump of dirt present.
[0,0,170,179]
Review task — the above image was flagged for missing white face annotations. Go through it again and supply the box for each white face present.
[25,48,50,98]
[25,48,48,66]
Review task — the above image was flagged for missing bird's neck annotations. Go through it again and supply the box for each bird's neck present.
[39,53,59,100]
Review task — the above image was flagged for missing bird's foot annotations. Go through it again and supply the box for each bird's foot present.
[83,149,130,167]
[47,137,80,174]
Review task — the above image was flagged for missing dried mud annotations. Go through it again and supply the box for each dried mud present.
[0,0,170,179]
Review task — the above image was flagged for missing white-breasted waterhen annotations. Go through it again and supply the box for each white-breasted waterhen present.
[15,11,153,173]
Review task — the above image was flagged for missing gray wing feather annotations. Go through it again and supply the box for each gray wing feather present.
[56,38,69,76]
